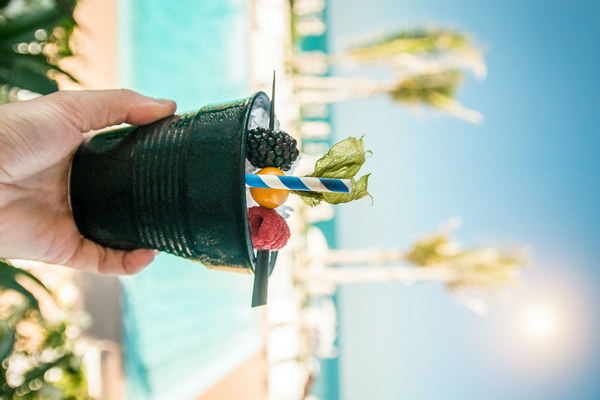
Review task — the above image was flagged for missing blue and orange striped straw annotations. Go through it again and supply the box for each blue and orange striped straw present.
[245,174,352,193]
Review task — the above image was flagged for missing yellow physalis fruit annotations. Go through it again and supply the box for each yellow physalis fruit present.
[250,167,290,209]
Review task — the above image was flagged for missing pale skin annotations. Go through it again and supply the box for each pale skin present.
[0,89,177,274]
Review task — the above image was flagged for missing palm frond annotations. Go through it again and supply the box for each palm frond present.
[348,27,472,59]
[388,70,462,105]
[0,0,78,102]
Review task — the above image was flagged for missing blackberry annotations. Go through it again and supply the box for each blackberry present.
[246,127,299,171]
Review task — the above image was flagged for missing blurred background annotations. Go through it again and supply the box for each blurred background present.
[1,0,599,399]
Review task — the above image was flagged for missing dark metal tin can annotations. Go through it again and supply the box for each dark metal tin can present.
[69,92,271,273]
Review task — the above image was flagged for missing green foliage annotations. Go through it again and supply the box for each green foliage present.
[0,260,49,311]
[293,24,485,122]
[321,173,371,206]
[0,3,88,396]
[349,27,471,59]
[389,70,462,107]
[405,231,527,291]
[308,136,369,179]
[0,0,77,103]
[404,234,454,267]
[294,137,372,206]
[0,261,89,398]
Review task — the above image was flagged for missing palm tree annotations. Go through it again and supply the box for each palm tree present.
[350,27,471,56]
[294,26,485,76]
[0,0,77,103]
[297,223,527,313]
[388,70,483,123]
[292,26,485,123]
[295,70,483,123]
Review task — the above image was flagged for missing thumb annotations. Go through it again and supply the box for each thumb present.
[65,237,158,275]
[45,89,177,132]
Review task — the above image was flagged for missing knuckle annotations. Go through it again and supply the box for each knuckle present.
[48,91,90,132]
[116,88,138,99]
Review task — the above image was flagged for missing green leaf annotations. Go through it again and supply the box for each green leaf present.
[322,174,372,205]
[11,60,58,94]
[0,260,51,311]
[0,7,66,40]
[7,53,78,84]
[53,0,77,15]
[0,328,16,361]
[0,66,12,84]
[295,136,372,206]
[0,260,49,292]
[295,190,324,207]
[0,273,39,310]
[308,137,369,179]
[48,63,78,83]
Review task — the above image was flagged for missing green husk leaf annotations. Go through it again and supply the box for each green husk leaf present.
[294,136,372,206]
[308,136,369,179]
[296,190,324,207]
[322,174,372,205]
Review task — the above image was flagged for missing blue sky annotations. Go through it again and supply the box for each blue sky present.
[328,1,600,399]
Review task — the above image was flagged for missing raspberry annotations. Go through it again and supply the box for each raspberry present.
[248,206,290,250]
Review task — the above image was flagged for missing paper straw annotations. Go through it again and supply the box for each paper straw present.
[246,174,352,193]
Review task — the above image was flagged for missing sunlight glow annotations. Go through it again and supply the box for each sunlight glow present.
[521,304,560,343]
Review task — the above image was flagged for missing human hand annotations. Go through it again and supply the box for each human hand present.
[0,89,177,274]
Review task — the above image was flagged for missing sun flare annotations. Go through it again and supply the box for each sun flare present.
[521,304,560,343]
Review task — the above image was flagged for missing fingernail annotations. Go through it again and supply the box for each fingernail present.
[152,250,161,255]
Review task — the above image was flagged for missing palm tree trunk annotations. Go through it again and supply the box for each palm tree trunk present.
[296,89,379,105]
[299,265,456,285]
[294,76,392,104]
[294,75,387,91]
[319,248,407,265]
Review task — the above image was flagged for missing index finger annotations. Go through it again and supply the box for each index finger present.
[45,89,177,132]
